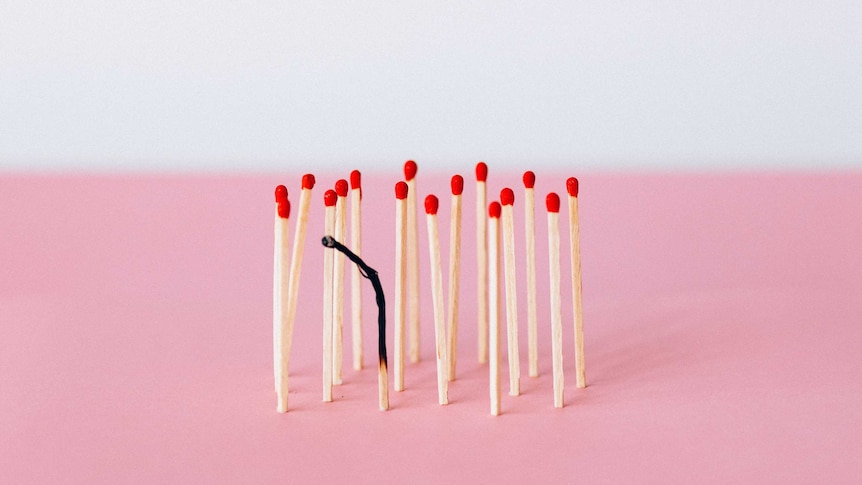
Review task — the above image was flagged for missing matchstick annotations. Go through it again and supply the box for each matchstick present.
[333,179,348,385]
[281,174,315,404]
[567,177,585,388]
[322,189,337,402]
[274,186,291,410]
[447,175,463,381]
[320,237,389,411]
[547,193,564,408]
[523,171,538,377]
[274,185,288,391]
[350,170,363,370]
[488,202,502,416]
[500,188,520,396]
[394,182,408,391]
[476,162,489,364]
[425,195,449,405]
[404,160,421,363]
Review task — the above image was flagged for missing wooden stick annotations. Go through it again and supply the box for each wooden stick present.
[405,161,420,363]
[476,162,488,364]
[488,202,502,416]
[425,195,448,405]
[322,189,337,402]
[523,171,538,377]
[333,180,348,385]
[394,182,408,391]
[350,170,363,371]
[547,193,564,408]
[281,174,315,402]
[275,191,291,412]
[274,186,290,404]
[567,177,586,389]
[447,175,463,381]
[500,188,520,396]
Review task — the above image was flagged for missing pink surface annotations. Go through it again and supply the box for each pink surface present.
[1,172,861,483]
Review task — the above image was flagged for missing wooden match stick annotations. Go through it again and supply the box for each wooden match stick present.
[274,185,288,391]
[405,160,421,363]
[280,174,315,402]
[322,189,337,402]
[447,175,463,381]
[274,186,291,411]
[566,177,585,389]
[333,179,348,385]
[350,170,363,371]
[523,171,538,378]
[394,182,408,391]
[488,201,502,416]
[425,195,449,405]
[500,188,520,396]
[547,193,564,408]
[476,162,489,364]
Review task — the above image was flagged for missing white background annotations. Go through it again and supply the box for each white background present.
[1,1,860,172]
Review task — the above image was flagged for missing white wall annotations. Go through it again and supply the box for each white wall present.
[1,1,860,172]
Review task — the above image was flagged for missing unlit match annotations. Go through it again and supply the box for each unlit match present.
[567,177,586,389]
[547,192,564,408]
[394,181,408,392]
[523,171,538,378]
[322,189,337,402]
[425,194,449,405]
[476,162,489,364]
[488,201,502,416]
[500,188,520,396]
[350,170,363,370]
[333,179,348,385]
[447,174,463,381]
[274,186,291,412]
[405,160,421,363]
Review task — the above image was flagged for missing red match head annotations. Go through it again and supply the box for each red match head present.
[277,199,291,219]
[350,170,361,190]
[500,188,514,206]
[475,162,488,182]
[302,174,316,190]
[424,195,439,215]
[324,189,337,207]
[523,171,535,189]
[404,160,417,181]
[451,175,464,195]
[274,185,288,203]
[546,192,560,213]
[566,177,579,198]
[395,181,408,200]
[488,201,501,219]
[335,179,348,197]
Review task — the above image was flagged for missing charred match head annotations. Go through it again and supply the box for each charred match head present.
[321,235,337,248]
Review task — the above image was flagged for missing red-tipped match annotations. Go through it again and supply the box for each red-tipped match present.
[523,171,535,189]
[500,188,515,206]
[489,201,501,219]
[275,185,288,203]
[395,181,408,200]
[451,175,464,195]
[278,200,291,219]
[350,170,361,190]
[335,179,349,197]
[546,193,560,213]
[424,195,439,215]
[404,160,417,181]
[566,177,579,198]
[476,162,488,182]
[302,174,316,190]
[324,189,337,207]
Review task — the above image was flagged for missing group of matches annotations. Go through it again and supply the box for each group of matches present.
[272,161,585,415]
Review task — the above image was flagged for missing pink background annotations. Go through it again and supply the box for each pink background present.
[1,172,861,483]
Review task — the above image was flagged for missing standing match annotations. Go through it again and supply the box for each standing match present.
[567,177,585,389]
[500,188,520,396]
[425,194,449,405]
